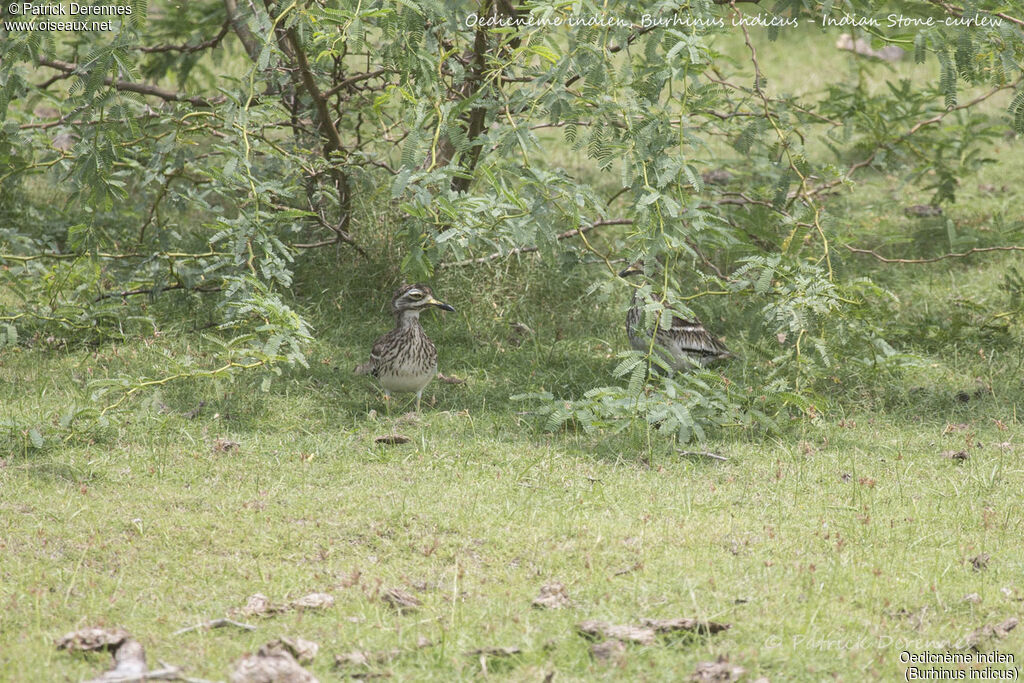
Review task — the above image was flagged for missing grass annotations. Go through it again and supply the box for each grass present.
[3,19,1024,683]
[3,245,1023,680]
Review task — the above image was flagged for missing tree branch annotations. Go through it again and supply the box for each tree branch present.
[37,58,222,107]
[223,0,261,61]
[94,283,222,302]
[441,219,633,267]
[137,20,231,53]
[323,68,389,98]
[923,0,1024,28]
[805,77,1022,199]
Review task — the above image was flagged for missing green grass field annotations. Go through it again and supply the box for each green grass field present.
[2,23,1024,683]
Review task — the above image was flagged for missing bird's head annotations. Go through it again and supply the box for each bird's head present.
[618,259,646,279]
[391,284,456,314]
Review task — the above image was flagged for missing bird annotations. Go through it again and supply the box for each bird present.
[354,283,455,411]
[618,260,730,371]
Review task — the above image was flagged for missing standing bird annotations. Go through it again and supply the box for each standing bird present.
[619,261,730,371]
[355,284,455,411]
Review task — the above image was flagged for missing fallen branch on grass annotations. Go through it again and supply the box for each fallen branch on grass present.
[172,618,256,636]
[677,449,729,461]
[844,244,1024,264]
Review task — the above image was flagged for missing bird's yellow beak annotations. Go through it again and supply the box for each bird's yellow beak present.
[427,297,455,312]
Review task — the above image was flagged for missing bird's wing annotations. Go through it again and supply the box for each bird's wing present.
[664,314,730,358]
[354,330,394,376]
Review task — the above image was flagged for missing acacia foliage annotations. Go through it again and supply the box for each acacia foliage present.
[1,0,1022,442]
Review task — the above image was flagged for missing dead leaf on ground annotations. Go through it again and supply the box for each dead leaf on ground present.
[942,450,970,461]
[184,401,206,419]
[86,639,150,682]
[240,592,334,617]
[590,639,626,662]
[263,637,319,665]
[416,636,432,649]
[894,606,930,631]
[690,656,746,682]
[576,620,655,645]
[466,646,521,657]
[56,629,185,683]
[962,617,1019,650]
[532,582,570,609]
[1001,587,1023,601]
[970,553,990,571]
[335,652,372,668]
[394,413,420,427]
[904,204,943,218]
[964,593,982,604]
[240,593,280,617]
[507,322,534,347]
[374,434,410,445]
[381,588,421,613]
[290,592,334,610]
[231,647,318,683]
[437,373,466,384]
[639,617,731,635]
[213,438,241,453]
[334,649,400,668]
[56,627,131,652]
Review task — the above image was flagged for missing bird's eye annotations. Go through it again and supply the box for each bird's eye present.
[409,290,424,299]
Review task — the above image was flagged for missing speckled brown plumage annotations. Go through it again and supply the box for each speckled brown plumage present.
[355,283,454,410]
[620,262,730,371]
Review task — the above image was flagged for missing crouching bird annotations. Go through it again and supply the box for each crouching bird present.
[355,284,455,411]
[618,261,730,371]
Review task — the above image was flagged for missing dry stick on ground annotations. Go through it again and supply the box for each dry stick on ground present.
[172,618,257,636]
[844,244,1024,264]
[442,219,634,267]
[678,450,729,461]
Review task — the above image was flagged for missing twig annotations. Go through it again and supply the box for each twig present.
[137,20,231,53]
[733,1,832,278]
[677,450,729,461]
[94,284,222,302]
[844,243,1024,264]
[323,68,389,98]
[924,0,1024,28]
[806,78,1021,199]
[172,617,257,636]
[613,562,644,577]
[441,219,633,267]
[36,58,222,107]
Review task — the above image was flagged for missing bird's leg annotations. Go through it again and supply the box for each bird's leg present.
[415,390,422,414]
